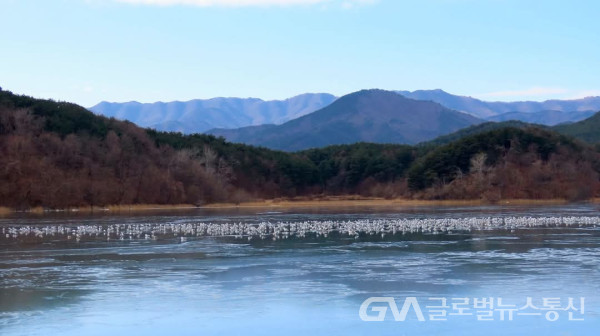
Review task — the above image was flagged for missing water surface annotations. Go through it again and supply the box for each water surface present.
[1,204,599,335]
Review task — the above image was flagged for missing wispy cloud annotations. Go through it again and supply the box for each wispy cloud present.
[479,87,568,98]
[341,0,376,9]
[114,0,376,7]
[567,90,600,99]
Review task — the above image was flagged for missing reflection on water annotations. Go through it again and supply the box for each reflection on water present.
[1,204,599,335]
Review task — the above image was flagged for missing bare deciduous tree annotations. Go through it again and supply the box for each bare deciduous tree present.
[470,152,487,178]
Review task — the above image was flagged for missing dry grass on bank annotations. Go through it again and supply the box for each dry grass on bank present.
[2,204,199,215]
[94,204,199,212]
[203,196,574,209]
[0,197,594,216]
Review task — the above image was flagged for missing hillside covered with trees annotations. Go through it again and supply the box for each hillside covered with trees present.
[553,112,600,144]
[408,127,600,201]
[1,88,599,209]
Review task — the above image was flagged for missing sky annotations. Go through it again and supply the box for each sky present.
[1,0,599,107]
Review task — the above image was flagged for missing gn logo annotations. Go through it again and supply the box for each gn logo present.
[359,297,425,322]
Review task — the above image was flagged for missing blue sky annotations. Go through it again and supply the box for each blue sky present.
[1,0,599,106]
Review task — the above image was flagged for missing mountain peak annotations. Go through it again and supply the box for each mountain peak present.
[347,89,410,100]
[209,89,482,151]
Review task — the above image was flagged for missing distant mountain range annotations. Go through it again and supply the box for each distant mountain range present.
[89,89,600,151]
[90,90,600,135]
[89,93,336,133]
[397,89,600,119]
[486,110,596,126]
[208,90,481,151]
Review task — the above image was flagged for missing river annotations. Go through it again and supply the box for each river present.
[1,204,599,335]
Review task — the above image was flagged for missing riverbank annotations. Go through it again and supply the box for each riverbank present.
[202,196,576,209]
[0,204,199,215]
[0,197,597,216]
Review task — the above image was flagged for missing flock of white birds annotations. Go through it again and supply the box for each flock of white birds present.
[1,216,599,243]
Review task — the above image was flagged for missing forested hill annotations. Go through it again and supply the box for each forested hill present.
[408,127,600,200]
[418,120,537,147]
[419,111,600,147]
[0,89,415,208]
[1,88,599,209]
[553,111,600,144]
